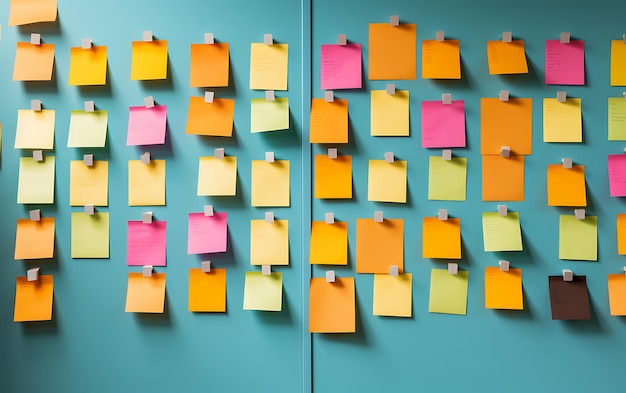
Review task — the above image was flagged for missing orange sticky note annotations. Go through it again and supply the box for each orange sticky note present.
[190,43,229,87]
[617,214,626,255]
[369,23,416,80]
[309,221,348,265]
[481,98,533,155]
[188,268,226,312]
[9,0,57,26]
[610,40,626,86]
[547,164,587,207]
[14,275,54,322]
[130,41,168,80]
[185,96,234,137]
[487,40,529,75]
[482,154,525,201]
[309,98,348,143]
[13,42,55,81]
[15,218,55,260]
[125,272,166,313]
[608,274,626,316]
[68,46,107,86]
[356,218,403,273]
[422,217,461,259]
[314,154,352,199]
[309,277,355,333]
[485,267,523,310]
[422,40,461,79]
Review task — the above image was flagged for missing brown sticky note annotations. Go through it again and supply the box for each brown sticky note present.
[185,96,234,137]
[481,98,532,155]
[309,221,348,265]
[190,43,229,87]
[14,275,54,322]
[125,272,166,313]
[547,164,587,207]
[369,23,416,80]
[310,98,348,143]
[485,267,523,310]
[188,268,226,312]
[608,274,626,316]
[9,0,57,26]
[356,218,403,273]
[421,40,461,79]
[548,276,590,320]
[15,218,55,260]
[617,214,626,255]
[314,154,352,199]
[422,217,461,259]
[309,277,355,333]
[482,154,525,201]
[487,40,529,75]
[13,42,55,81]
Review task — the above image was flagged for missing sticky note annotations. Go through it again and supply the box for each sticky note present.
[548,276,590,320]
[545,40,585,85]
[543,98,582,142]
[356,218,403,273]
[609,154,626,198]
[482,212,523,252]
[15,109,55,149]
[14,275,54,322]
[67,110,108,148]
[126,106,167,146]
[197,156,237,196]
[369,23,416,80]
[320,44,362,90]
[368,160,407,203]
[607,274,626,316]
[131,40,168,80]
[610,40,626,86]
[251,160,290,206]
[190,42,229,87]
[251,97,289,132]
[608,98,626,140]
[559,215,597,261]
[309,277,355,333]
[17,156,55,204]
[250,219,289,266]
[13,42,54,81]
[314,154,352,199]
[185,96,234,137]
[373,273,412,317]
[428,269,468,315]
[421,101,466,148]
[188,268,226,312]
[428,156,467,201]
[68,46,107,85]
[71,212,109,258]
[547,164,587,206]
[485,267,523,310]
[310,221,348,265]
[421,39,461,79]
[69,160,108,206]
[371,90,409,136]
[243,272,282,311]
[422,217,461,259]
[487,40,528,74]
[125,272,166,313]
[15,217,54,259]
[482,155,525,201]
[127,220,167,266]
[309,98,348,143]
[617,214,626,255]
[481,98,532,155]
[250,43,288,90]
[128,159,165,206]
[188,212,227,254]
[9,0,57,26]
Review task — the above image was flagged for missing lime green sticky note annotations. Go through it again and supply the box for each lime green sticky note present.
[428,268,468,315]
[67,110,108,147]
[559,215,597,261]
[17,156,55,204]
[243,272,282,311]
[482,212,523,252]
[428,156,467,201]
[250,97,289,133]
[71,212,109,258]
[608,98,626,141]
[543,98,582,142]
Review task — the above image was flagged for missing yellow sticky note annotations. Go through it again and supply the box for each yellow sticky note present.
[130,40,168,80]
[310,221,348,265]
[14,275,54,322]
[125,273,166,313]
[610,40,626,86]
[67,110,108,148]
[543,98,582,142]
[197,156,237,196]
[243,272,282,311]
[251,160,290,207]
[15,217,55,259]
[608,274,626,316]
[68,46,107,86]
[617,214,626,255]
[186,96,234,137]
[547,164,587,207]
[190,43,229,87]
[309,277,355,333]
[251,98,289,132]
[9,0,57,26]
[15,109,55,149]
[13,42,54,81]
[368,160,407,203]
[485,267,523,310]
[128,160,165,206]
[482,155,525,202]
[487,40,528,75]
[17,156,55,204]
[421,39,461,79]
[356,218,404,274]
[422,217,461,259]
[250,219,289,266]
[608,97,626,140]
[314,154,352,199]
[482,212,523,252]
[369,23,416,80]
[428,269,468,315]
[250,43,288,90]
[188,268,226,312]
[371,90,409,136]
[70,160,108,206]
[428,156,467,201]
[559,215,597,261]
[373,273,412,317]
[71,212,109,258]
[309,98,348,144]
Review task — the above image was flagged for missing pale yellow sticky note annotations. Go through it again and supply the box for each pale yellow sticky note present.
[610,40,626,86]
[243,272,282,311]
[370,90,409,136]
[14,275,54,322]
[9,0,57,26]
[251,160,290,206]
[608,97,626,140]
[485,267,523,310]
[197,156,237,196]
[368,160,407,203]
[250,219,289,266]
[373,273,412,317]
[428,269,468,315]
[559,215,597,261]
[543,98,582,142]
[250,97,289,132]
[15,109,55,149]
[67,110,108,148]
[309,221,348,265]
[128,160,165,206]
[70,160,108,206]
[250,43,288,90]
[482,212,523,252]
[68,46,107,86]
[71,212,109,258]
[13,42,54,81]
[428,156,467,201]
[130,41,168,80]
[17,156,55,204]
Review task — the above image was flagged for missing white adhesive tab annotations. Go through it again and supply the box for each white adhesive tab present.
[201,261,212,273]
[560,32,570,44]
[264,34,273,45]
[389,265,399,276]
[84,100,95,112]
[140,152,151,164]
[324,90,334,102]
[442,149,452,161]
[384,152,394,163]
[204,205,214,217]
[325,212,334,224]
[143,265,153,277]
[204,33,215,44]
[83,154,94,167]
[337,34,347,45]
[262,265,271,275]
[265,90,275,101]
[448,263,459,275]
[499,90,510,102]
[33,150,44,162]
[562,158,573,169]
[390,15,400,26]
[498,204,508,216]
[31,33,41,45]
[386,83,395,95]
[143,31,153,42]
[265,151,275,163]
[499,260,510,272]
[502,31,512,43]
[204,91,214,103]
[438,209,448,221]
[144,96,155,108]
[574,209,586,220]
[142,212,153,224]
[500,146,511,158]
[29,209,41,222]
[557,91,567,103]
[374,211,384,223]
[31,99,42,111]
[326,270,336,283]
[81,37,92,49]
[214,148,225,159]
[442,93,452,104]
[328,148,338,159]
[436,31,445,42]
[562,269,573,282]
[27,267,40,282]
[84,204,95,215]
[265,211,275,223]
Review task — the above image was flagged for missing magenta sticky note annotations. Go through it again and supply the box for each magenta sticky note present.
[127,220,167,266]
[320,44,362,90]
[187,212,228,254]
[421,100,466,148]
[126,105,167,146]
[608,154,626,197]
[545,40,585,85]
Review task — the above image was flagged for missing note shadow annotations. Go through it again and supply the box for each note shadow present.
[198,128,240,149]
[139,58,175,91]
[494,289,534,320]
[20,299,59,334]
[431,54,472,92]
[22,63,59,94]
[194,57,237,97]
[318,289,367,345]
[497,57,541,87]
[257,112,302,148]
[561,295,603,334]
[137,121,174,159]
[254,289,292,325]
[135,292,172,327]
[17,16,62,35]
[77,64,114,98]
[196,228,237,267]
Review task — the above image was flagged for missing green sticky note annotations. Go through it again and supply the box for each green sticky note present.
[250,97,289,133]
[67,110,108,148]
[17,156,55,204]
[428,156,467,201]
[482,212,523,252]
[559,215,597,261]
[71,212,109,258]
[608,97,626,141]
[243,272,283,311]
[428,269,468,315]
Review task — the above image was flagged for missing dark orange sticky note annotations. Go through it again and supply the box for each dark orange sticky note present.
[15,218,55,260]
[309,221,348,265]
[314,154,352,199]
[190,43,229,87]
[481,98,533,155]
[547,164,587,207]
[186,96,234,137]
[309,277,355,333]
[356,218,403,273]
[369,23,416,80]
[487,40,529,75]
[188,268,226,312]
[422,217,461,259]
[13,42,55,81]
[14,275,54,322]
[608,274,626,316]
[617,214,626,255]
[125,272,166,313]
[482,154,525,201]
[422,40,461,79]
[310,98,348,143]
[485,267,523,310]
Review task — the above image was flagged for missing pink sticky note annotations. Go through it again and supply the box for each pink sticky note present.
[320,44,362,90]
[127,221,167,266]
[608,154,626,197]
[126,105,167,146]
[545,40,585,85]
[187,212,228,254]
[421,100,466,148]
